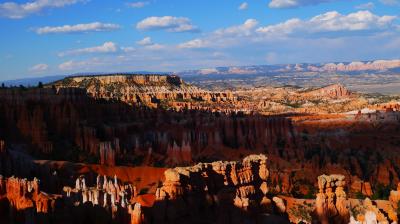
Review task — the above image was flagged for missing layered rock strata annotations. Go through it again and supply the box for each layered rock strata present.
[49,75,236,108]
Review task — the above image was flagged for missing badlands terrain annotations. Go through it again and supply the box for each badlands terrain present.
[0,73,400,224]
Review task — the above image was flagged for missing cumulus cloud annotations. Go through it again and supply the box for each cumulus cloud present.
[0,0,84,19]
[268,0,339,8]
[58,59,102,70]
[136,16,198,32]
[59,42,118,57]
[238,2,248,10]
[127,1,149,8]
[177,19,258,49]
[215,19,258,37]
[135,37,165,50]
[136,37,153,46]
[356,2,375,10]
[178,39,208,49]
[257,11,397,36]
[35,22,120,34]
[29,63,48,72]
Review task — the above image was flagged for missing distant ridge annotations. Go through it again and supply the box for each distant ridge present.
[178,59,400,76]
[3,59,400,87]
[1,75,68,87]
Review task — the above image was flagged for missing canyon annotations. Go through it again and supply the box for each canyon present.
[0,74,400,223]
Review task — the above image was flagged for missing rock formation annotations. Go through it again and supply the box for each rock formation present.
[0,154,292,224]
[49,74,236,109]
[0,175,59,224]
[315,174,350,224]
[151,154,278,223]
[303,84,351,99]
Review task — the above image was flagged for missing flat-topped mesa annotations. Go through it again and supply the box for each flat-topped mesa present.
[65,74,183,86]
[315,174,350,224]
[303,83,351,99]
[49,74,236,107]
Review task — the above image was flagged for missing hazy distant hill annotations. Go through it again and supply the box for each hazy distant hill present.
[1,75,67,87]
[179,59,400,77]
[177,60,400,94]
[3,60,400,94]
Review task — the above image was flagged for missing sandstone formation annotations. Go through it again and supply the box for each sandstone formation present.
[49,74,236,109]
[151,154,277,223]
[303,84,351,99]
[1,75,400,224]
[0,87,295,169]
[0,175,60,224]
[0,154,291,224]
[0,83,399,198]
[315,174,349,224]
[2,154,400,224]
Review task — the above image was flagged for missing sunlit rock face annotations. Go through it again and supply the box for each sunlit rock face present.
[50,74,236,108]
[303,84,351,99]
[315,174,350,224]
[151,154,285,224]
[0,175,60,224]
[0,154,291,224]
[2,155,400,224]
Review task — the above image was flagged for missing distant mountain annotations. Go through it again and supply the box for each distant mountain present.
[1,75,67,87]
[178,59,400,77]
[3,59,400,89]
[176,59,400,93]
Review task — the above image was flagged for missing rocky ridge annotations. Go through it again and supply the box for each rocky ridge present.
[49,74,235,108]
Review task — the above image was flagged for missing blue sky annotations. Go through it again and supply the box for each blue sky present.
[0,0,400,80]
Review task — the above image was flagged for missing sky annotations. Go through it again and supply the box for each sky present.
[0,0,400,80]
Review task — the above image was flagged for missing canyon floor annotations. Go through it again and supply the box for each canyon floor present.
[1,74,400,224]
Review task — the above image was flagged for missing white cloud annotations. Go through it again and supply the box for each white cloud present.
[269,0,298,8]
[178,19,259,49]
[29,63,48,72]
[268,0,339,8]
[178,39,208,49]
[127,1,149,8]
[215,19,258,37]
[355,2,375,10]
[144,43,165,50]
[59,59,101,71]
[136,16,198,32]
[135,37,165,50]
[0,0,84,19]
[257,11,397,36]
[379,0,400,5]
[136,37,153,46]
[35,22,120,34]
[238,2,248,10]
[59,42,118,57]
